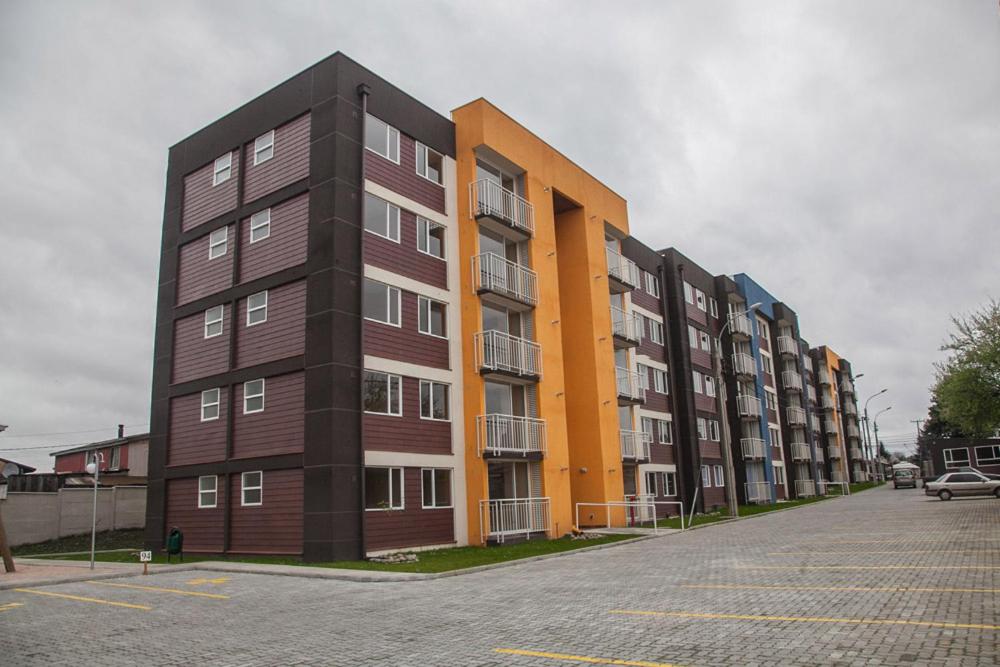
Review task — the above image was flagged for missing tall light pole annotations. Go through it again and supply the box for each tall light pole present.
[85,452,104,570]
[713,301,761,520]
[872,407,892,480]
[0,424,15,574]
[863,389,888,481]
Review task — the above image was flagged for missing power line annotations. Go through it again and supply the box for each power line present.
[0,423,147,439]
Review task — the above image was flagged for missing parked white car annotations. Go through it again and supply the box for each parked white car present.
[924,472,1000,501]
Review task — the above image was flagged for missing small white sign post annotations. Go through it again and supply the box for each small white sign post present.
[139,550,152,575]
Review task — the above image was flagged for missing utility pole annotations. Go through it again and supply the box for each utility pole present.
[911,419,924,476]
[0,423,14,573]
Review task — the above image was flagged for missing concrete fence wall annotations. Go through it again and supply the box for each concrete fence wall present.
[0,486,146,548]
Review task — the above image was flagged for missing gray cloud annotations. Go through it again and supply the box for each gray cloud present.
[2,0,997,468]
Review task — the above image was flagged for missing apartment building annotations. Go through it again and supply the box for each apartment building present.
[835,358,865,482]
[810,346,863,489]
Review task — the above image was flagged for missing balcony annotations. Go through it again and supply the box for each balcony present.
[474,330,542,380]
[782,371,803,392]
[786,406,807,426]
[615,367,646,404]
[736,395,762,419]
[810,415,821,432]
[732,352,756,378]
[795,479,816,498]
[741,437,765,459]
[470,179,534,238]
[791,442,811,461]
[840,379,855,395]
[853,470,870,482]
[827,445,842,459]
[610,306,643,348]
[818,369,831,385]
[605,246,640,293]
[824,419,838,433]
[729,313,753,339]
[820,397,835,411]
[814,448,824,464]
[777,335,798,357]
[806,385,817,403]
[843,402,857,416]
[745,481,772,504]
[849,447,863,460]
[846,424,861,439]
[620,430,652,462]
[831,470,847,484]
[476,414,546,457]
[479,497,550,543]
[472,252,538,309]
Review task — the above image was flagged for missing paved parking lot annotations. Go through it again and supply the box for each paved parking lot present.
[1,485,997,666]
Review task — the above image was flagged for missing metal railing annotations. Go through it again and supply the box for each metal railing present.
[795,479,816,497]
[820,397,835,411]
[474,330,542,378]
[472,252,538,306]
[479,497,550,543]
[843,402,857,416]
[786,406,807,426]
[733,352,756,377]
[791,442,811,461]
[827,445,842,459]
[575,499,685,533]
[470,179,534,236]
[849,447,863,459]
[476,414,546,457]
[610,306,643,344]
[824,419,838,433]
[616,367,646,402]
[846,424,861,439]
[745,481,772,504]
[840,379,855,395]
[853,470,870,482]
[777,335,798,356]
[605,246,641,288]
[806,385,817,403]
[736,394,762,418]
[814,448,824,464]
[741,437,765,459]
[729,313,753,338]
[620,430,652,461]
[782,371,803,391]
[818,369,831,385]
[810,415,821,432]
[831,470,846,483]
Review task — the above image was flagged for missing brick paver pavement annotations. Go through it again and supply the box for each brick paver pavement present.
[0,484,996,666]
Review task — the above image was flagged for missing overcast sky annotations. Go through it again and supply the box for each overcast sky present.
[1,1,998,470]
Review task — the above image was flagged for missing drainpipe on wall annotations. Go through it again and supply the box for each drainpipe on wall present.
[357,83,371,557]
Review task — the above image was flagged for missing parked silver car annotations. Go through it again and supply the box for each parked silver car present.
[924,472,1000,500]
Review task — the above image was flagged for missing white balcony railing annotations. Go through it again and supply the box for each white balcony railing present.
[786,406,807,426]
[846,424,861,439]
[814,448,824,464]
[745,481,772,504]
[472,252,538,307]
[474,330,542,378]
[782,371,803,392]
[806,385,817,403]
[854,470,870,482]
[849,447,863,460]
[791,442,811,461]
[841,379,855,395]
[777,335,798,357]
[795,479,816,498]
[741,438,765,459]
[821,397,835,411]
[476,414,546,457]
[827,445,842,459]
[843,402,857,416]
[818,369,831,385]
[615,367,646,402]
[733,352,756,377]
[736,395,762,418]
[605,246,641,289]
[610,306,643,344]
[824,419,838,433]
[480,497,550,543]
[729,313,753,338]
[810,415,821,432]
[470,179,534,236]
[620,430,652,461]
[831,470,846,484]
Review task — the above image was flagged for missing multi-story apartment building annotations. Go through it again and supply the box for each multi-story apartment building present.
[835,359,865,482]
[811,346,863,489]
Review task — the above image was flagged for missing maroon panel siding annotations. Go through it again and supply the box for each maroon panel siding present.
[172,308,230,384]
[242,114,310,204]
[363,209,447,289]
[690,348,713,371]
[694,393,716,413]
[363,291,449,369]
[650,443,675,465]
[165,477,225,552]
[636,334,665,360]
[644,391,671,414]
[364,376,451,454]
[364,133,446,214]
[364,467,454,551]
[235,280,306,369]
[762,371,775,388]
[176,227,234,305]
[54,452,85,474]
[239,193,309,284]
[630,288,660,313]
[232,372,305,460]
[229,468,303,554]
[700,441,722,459]
[168,390,228,466]
[181,154,239,232]
[686,304,707,326]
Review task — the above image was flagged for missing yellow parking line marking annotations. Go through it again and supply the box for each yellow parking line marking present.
[610,610,1000,631]
[735,565,1000,571]
[682,584,1000,594]
[186,576,230,585]
[14,588,151,611]
[769,550,988,555]
[0,602,25,612]
[495,648,680,666]
[87,581,229,599]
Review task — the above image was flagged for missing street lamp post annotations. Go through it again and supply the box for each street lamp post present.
[85,452,105,570]
[713,302,761,520]
[0,423,15,574]
[863,389,888,481]
[872,406,892,480]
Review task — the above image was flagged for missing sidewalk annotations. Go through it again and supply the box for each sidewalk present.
[0,559,138,590]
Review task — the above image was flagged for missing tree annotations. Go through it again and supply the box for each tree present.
[934,299,1000,437]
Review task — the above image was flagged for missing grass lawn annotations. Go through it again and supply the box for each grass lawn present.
[37,534,637,573]
[849,481,884,494]
[12,529,145,557]
[656,511,731,529]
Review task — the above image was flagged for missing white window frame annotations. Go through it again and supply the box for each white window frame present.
[241,471,262,507]
[246,290,268,327]
[692,371,703,395]
[363,371,402,416]
[714,465,725,487]
[695,289,707,312]
[421,468,453,509]
[761,354,774,375]
[416,216,446,260]
[653,369,667,394]
[201,388,220,422]
[364,114,400,163]
[644,471,660,497]
[943,447,970,469]
[644,271,660,298]
[704,375,716,397]
[253,130,274,165]
[709,297,719,318]
[657,419,672,444]
[364,194,401,243]
[758,319,770,340]
[204,305,224,339]
[772,462,787,487]
[709,420,721,442]
[198,475,218,509]
[641,416,654,441]
[699,331,711,352]
[701,465,712,487]
[418,296,447,338]
[415,141,444,186]
[419,380,450,421]
[650,320,664,345]
[212,152,232,186]
[249,209,271,243]
[208,227,228,260]
[363,279,401,327]
[688,325,699,349]
[110,446,121,470]
[365,466,404,510]
[636,363,650,390]
[664,471,677,496]
[974,445,1000,465]
[683,281,694,304]
[243,379,265,414]
[697,417,707,440]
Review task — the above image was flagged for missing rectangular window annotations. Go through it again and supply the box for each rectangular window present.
[208,227,228,259]
[699,331,711,352]
[198,475,218,509]
[943,448,970,468]
[709,297,719,318]
[416,217,445,259]
[364,114,399,163]
[653,369,668,394]
[765,390,778,411]
[204,305,224,338]
[761,355,773,375]
[663,472,677,496]
[649,320,664,345]
[695,289,707,312]
[692,371,703,394]
[657,419,672,444]
[253,130,274,165]
[249,209,271,243]
[641,416,654,441]
[419,380,449,420]
[418,296,447,337]
[704,375,716,397]
[363,371,402,416]
[644,471,659,497]
[701,465,712,487]
[243,379,265,414]
[709,420,721,442]
[683,281,694,304]
[636,363,649,390]
[773,463,787,487]
[415,142,444,185]
[241,471,262,506]
[212,152,232,186]
[974,445,1000,465]
[758,319,770,340]
[363,279,401,326]
[714,465,725,487]
[688,325,698,349]
[364,194,400,242]
[644,271,660,298]
[422,468,452,508]
[365,467,404,510]
[769,426,781,446]
[697,417,707,440]
[246,290,268,326]
[201,388,220,422]
[110,446,121,470]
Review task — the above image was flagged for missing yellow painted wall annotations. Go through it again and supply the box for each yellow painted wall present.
[821,347,849,481]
